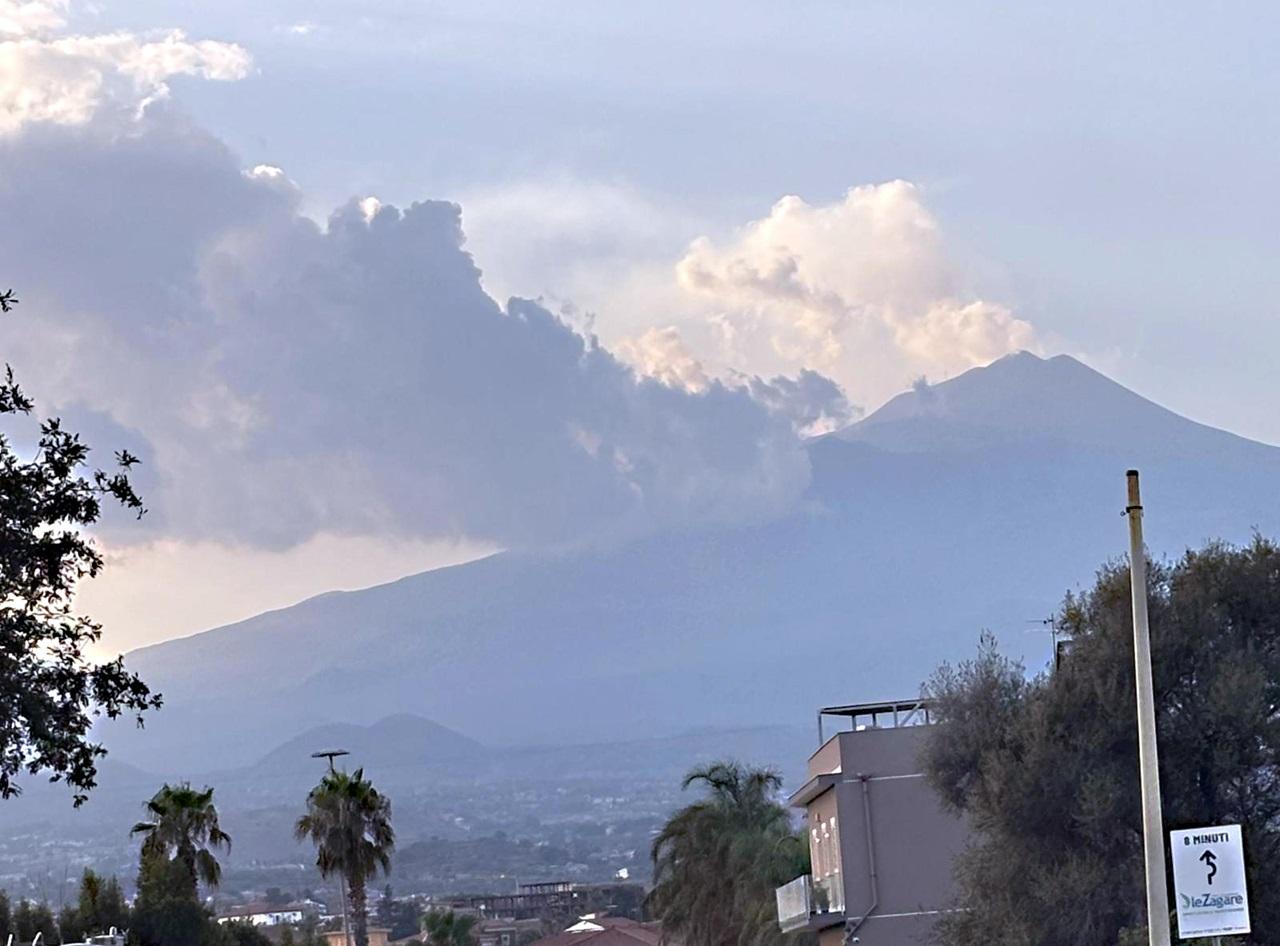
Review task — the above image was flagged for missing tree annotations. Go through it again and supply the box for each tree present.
[296,768,395,946]
[421,909,476,946]
[378,894,421,941]
[14,899,58,944]
[218,922,273,946]
[62,869,130,939]
[131,852,215,946]
[129,784,231,946]
[264,888,289,908]
[648,761,810,946]
[921,538,1280,946]
[31,901,58,944]
[131,783,232,897]
[59,903,81,943]
[0,287,160,804]
[0,890,11,943]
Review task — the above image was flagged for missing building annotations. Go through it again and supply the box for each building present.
[776,699,968,946]
[322,929,391,946]
[521,915,667,946]
[475,916,546,946]
[61,934,126,946]
[217,902,314,927]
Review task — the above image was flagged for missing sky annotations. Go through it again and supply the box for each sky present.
[3,0,1279,651]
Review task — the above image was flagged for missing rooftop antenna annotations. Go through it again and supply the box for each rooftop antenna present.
[310,749,350,773]
[1024,616,1072,670]
[311,749,352,946]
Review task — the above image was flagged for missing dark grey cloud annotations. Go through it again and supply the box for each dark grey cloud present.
[0,110,846,549]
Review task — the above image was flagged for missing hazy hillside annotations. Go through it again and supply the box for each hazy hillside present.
[0,715,808,897]
[105,352,1280,774]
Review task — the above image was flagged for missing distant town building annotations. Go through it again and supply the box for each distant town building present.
[323,929,391,946]
[521,915,667,946]
[437,881,578,920]
[776,699,968,946]
[61,933,127,946]
[475,916,545,946]
[216,901,320,927]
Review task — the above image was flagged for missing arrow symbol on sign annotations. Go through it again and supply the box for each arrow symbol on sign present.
[1201,849,1218,885]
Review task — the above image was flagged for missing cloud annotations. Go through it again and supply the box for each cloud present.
[744,370,859,438]
[455,177,703,337]
[675,181,1039,405]
[615,326,711,393]
[0,0,250,134]
[0,110,837,551]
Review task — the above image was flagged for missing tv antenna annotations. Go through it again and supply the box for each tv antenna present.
[310,749,350,772]
[1024,615,1072,670]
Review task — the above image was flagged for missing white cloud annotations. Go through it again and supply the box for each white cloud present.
[457,176,701,324]
[0,0,64,38]
[675,181,1040,406]
[615,326,710,393]
[0,113,839,552]
[0,1,249,134]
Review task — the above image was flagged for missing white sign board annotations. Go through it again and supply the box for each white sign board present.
[1170,824,1250,939]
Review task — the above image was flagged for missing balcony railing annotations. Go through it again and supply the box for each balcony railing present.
[775,874,844,933]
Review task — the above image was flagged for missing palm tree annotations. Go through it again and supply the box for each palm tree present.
[296,768,395,946]
[131,783,231,897]
[649,761,808,946]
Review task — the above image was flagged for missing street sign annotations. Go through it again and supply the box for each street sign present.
[1170,824,1250,939]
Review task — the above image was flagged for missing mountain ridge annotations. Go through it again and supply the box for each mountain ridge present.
[110,351,1280,773]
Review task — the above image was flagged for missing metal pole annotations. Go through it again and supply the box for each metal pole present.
[1126,470,1171,946]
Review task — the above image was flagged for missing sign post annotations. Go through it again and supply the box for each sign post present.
[1170,824,1250,940]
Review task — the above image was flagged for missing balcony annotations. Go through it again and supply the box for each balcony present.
[775,875,845,933]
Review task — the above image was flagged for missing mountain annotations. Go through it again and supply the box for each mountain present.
[844,351,1274,461]
[250,713,485,775]
[106,352,1280,774]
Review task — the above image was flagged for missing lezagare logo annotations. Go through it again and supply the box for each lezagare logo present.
[1182,892,1245,910]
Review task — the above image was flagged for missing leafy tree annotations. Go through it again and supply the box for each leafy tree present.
[0,287,159,804]
[31,901,58,944]
[296,768,395,946]
[130,853,214,946]
[0,890,11,943]
[294,913,322,946]
[921,538,1280,946]
[130,786,230,946]
[131,783,232,897]
[62,869,130,939]
[218,922,273,946]
[421,909,476,946]
[264,888,287,908]
[59,903,82,944]
[648,761,810,946]
[377,894,420,940]
[14,899,35,943]
[13,899,58,944]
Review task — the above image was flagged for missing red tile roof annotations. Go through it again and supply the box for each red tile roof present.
[527,918,669,946]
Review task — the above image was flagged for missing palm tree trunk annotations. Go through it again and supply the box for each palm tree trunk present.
[349,875,369,946]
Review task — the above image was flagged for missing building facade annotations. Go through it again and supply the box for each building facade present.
[776,700,967,946]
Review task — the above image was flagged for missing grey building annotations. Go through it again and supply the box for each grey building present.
[776,700,968,946]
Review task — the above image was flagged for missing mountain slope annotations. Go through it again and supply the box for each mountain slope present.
[843,351,1271,460]
[109,353,1280,772]
[252,714,485,774]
